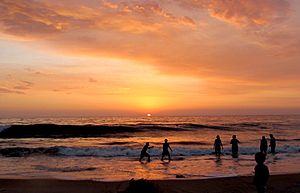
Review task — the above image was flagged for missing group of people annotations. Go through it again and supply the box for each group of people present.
[139,135,276,193]
[139,139,172,162]
[139,134,277,163]
[214,134,277,156]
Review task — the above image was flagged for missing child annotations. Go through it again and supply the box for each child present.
[253,152,270,193]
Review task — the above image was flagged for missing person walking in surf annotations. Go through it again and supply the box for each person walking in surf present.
[230,135,240,155]
[139,142,153,162]
[161,139,172,162]
[214,135,223,155]
[260,136,268,154]
[269,134,276,154]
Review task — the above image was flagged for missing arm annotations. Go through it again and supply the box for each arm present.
[168,145,173,152]
[148,146,154,149]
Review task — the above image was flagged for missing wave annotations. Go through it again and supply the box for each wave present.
[0,124,187,138]
[0,125,10,133]
[0,122,274,138]
[1,145,299,157]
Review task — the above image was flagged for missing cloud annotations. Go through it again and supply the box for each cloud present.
[207,0,290,27]
[88,78,98,83]
[0,0,299,82]
[13,80,34,90]
[0,87,25,94]
[176,0,290,28]
[0,0,196,39]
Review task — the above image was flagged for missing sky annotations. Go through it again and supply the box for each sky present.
[1,0,300,117]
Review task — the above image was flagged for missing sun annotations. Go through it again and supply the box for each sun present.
[147,113,152,117]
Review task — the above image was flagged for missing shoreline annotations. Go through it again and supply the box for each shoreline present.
[1,173,300,193]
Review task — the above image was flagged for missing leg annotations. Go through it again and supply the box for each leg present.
[145,152,150,162]
[271,147,275,154]
[139,154,144,162]
[161,152,166,161]
[139,152,145,162]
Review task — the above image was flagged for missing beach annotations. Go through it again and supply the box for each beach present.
[1,173,300,193]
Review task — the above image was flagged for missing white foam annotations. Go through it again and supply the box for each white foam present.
[0,125,10,133]
[56,145,300,157]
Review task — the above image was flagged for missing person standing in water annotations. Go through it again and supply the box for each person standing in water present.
[139,142,153,162]
[269,134,276,154]
[214,135,223,155]
[260,136,268,154]
[253,152,270,193]
[161,139,172,162]
[230,135,240,155]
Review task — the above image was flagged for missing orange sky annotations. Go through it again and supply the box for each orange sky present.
[1,0,300,117]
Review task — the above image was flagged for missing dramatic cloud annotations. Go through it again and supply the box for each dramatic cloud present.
[0,0,300,115]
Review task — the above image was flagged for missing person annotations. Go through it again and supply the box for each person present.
[269,134,276,154]
[139,142,153,162]
[230,135,240,155]
[260,136,268,154]
[253,152,270,193]
[214,135,223,155]
[161,139,172,162]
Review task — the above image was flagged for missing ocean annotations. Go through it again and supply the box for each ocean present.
[0,115,300,181]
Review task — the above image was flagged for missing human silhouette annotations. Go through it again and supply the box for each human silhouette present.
[253,152,269,193]
[161,139,172,162]
[260,136,268,154]
[214,135,223,155]
[117,179,162,193]
[230,135,240,156]
[139,142,153,162]
[269,134,276,154]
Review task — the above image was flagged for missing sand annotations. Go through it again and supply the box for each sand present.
[0,173,300,193]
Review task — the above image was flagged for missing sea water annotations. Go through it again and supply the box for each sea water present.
[0,115,300,181]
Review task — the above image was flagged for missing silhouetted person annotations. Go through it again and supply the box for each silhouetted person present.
[253,152,269,193]
[269,134,276,154]
[139,142,153,162]
[230,135,240,155]
[214,135,223,155]
[117,179,162,193]
[161,139,172,162]
[260,136,268,154]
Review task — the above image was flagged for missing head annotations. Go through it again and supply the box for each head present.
[216,135,220,139]
[146,142,149,146]
[232,135,236,139]
[270,134,273,138]
[262,136,266,140]
[255,152,266,164]
[164,139,168,143]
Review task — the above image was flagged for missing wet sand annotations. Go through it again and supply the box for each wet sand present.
[0,173,299,193]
